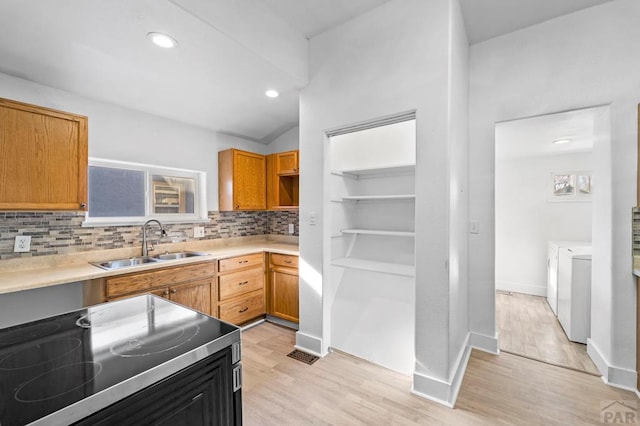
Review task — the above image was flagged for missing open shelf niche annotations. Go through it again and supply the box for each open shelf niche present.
[327,115,416,375]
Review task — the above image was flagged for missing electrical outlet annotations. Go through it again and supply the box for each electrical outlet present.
[288,223,294,234]
[14,236,31,253]
[193,226,205,238]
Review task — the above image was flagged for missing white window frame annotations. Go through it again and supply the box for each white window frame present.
[83,158,209,227]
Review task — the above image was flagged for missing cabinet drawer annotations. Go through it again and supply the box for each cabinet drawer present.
[219,269,264,301]
[271,253,298,268]
[218,253,264,273]
[106,262,215,298]
[218,290,265,324]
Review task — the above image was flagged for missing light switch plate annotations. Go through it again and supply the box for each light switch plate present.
[469,221,480,234]
[288,224,295,234]
[14,235,31,252]
[193,226,205,238]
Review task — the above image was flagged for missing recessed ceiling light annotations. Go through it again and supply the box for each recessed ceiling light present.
[552,138,572,145]
[265,89,279,98]
[147,32,178,48]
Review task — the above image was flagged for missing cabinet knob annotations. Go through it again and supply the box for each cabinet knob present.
[163,290,169,296]
[80,202,87,208]
[235,204,240,209]
[239,307,249,313]
[171,289,177,294]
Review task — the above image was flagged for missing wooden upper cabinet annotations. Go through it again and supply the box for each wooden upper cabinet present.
[267,150,299,210]
[218,149,266,211]
[275,150,299,175]
[0,97,88,211]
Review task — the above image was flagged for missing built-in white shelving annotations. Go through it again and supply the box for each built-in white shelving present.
[341,194,415,202]
[327,116,417,375]
[331,257,415,277]
[340,228,415,238]
[331,164,415,179]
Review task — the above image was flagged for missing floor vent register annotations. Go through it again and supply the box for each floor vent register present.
[287,349,319,365]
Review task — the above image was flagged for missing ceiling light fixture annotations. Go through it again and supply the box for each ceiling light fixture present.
[265,89,279,98]
[147,32,178,48]
[552,138,572,145]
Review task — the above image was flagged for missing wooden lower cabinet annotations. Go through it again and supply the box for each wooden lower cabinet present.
[169,279,212,315]
[268,253,299,323]
[217,253,265,325]
[105,262,215,316]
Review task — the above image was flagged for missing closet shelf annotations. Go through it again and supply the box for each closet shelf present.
[341,229,415,237]
[332,257,415,277]
[342,194,415,202]
[331,164,415,179]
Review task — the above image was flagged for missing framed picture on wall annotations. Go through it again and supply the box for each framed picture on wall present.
[549,171,592,202]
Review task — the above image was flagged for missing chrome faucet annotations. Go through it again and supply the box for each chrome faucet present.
[142,219,166,256]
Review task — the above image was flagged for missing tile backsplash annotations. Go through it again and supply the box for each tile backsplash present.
[633,207,640,255]
[0,210,298,260]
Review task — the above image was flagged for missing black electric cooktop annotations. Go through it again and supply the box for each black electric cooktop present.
[0,295,240,425]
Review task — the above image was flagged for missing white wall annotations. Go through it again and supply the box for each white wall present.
[300,0,470,405]
[446,0,471,403]
[267,126,299,153]
[0,72,267,212]
[469,0,639,388]
[496,152,593,295]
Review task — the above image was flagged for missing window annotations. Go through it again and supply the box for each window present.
[84,158,207,226]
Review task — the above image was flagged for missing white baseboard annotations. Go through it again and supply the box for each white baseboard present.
[588,338,638,392]
[469,331,499,354]
[295,331,325,357]
[496,281,546,297]
[412,333,471,407]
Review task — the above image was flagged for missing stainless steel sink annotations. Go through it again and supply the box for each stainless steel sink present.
[152,251,208,260]
[91,252,208,270]
[91,256,161,270]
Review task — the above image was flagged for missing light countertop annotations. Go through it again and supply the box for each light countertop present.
[0,235,298,295]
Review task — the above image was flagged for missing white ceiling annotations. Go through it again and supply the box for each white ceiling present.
[495,107,609,160]
[0,0,615,144]
[459,0,613,44]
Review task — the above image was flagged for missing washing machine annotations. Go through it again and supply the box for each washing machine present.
[556,246,592,344]
[547,240,591,316]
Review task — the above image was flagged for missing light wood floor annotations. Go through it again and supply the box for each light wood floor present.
[496,291,599,375]
[242,322,635,425]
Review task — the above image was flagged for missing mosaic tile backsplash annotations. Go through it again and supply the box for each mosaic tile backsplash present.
[633,207,640,255]
[0,210,298,260]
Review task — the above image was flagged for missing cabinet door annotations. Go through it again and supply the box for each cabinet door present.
[276,151,298,175]
[0,97,88,211]
[170,279,212,315]
[270,267,299,323]
[233,150,266,210]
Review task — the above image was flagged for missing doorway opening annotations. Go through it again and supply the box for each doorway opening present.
[494,105,610,375]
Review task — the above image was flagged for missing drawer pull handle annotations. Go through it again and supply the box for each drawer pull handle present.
[239,260,248,264]
[284,260,292,264]
[239,307,249,313]
[239,281,249,286]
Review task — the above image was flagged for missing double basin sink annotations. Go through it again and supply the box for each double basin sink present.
[92,251,208,271]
